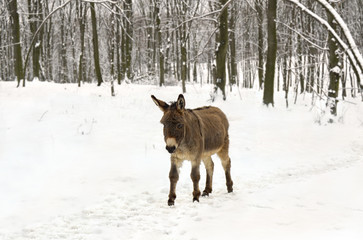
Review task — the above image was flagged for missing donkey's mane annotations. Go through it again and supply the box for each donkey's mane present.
[168,101,178,110]
[194,106,211,111]
[167,101,211,112]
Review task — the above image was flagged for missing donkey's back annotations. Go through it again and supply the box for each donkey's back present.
[192,106,229,154]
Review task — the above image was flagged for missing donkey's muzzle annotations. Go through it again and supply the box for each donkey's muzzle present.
[166,145,176,154]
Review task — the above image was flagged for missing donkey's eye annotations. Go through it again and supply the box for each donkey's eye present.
[177,123,183,129]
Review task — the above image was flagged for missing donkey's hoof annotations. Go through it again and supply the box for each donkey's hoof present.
[227,182,233,193]
[168,199,175,206]
[202,191,209,197]
[193,197,199,203]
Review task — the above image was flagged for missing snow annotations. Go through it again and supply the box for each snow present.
[1,81,363,240]
[330,66,341,74]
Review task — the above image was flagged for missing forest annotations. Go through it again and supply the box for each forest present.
[1,0,363,110]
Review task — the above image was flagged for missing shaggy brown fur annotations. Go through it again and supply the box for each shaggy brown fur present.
[151,94,233,206]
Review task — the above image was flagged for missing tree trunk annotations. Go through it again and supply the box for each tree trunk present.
[305,0,314,93]
[59,8,69,83]
[146,0,154,78]
[0,17,6,81]
[7,0,24,86]
[327,6,340,119]
[229,1,237,87]
[165,2,171,76]
[215,0,228,100]
[341,55,347,100]
[125,0,133,80]
[155,0,164,86]
[90,2,103,86]
[109,5,116,89]
[180,31,187,93]
[77,1,86,86]
[296,7,304,95]
[27,0,44,81]
[116,6,122,84]
[44,0,54,82]
[256,0,264,90]
[263,0,277,106]
[180,0,187,93]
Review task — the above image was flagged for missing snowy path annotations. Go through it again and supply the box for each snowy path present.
[2,149,363,240]
[1,82,363,239]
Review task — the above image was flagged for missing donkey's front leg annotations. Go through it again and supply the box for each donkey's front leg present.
[190,162,201,202]
[168,160,180,206]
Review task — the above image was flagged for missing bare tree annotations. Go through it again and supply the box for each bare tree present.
[215,0,229,100]
[90,2,103,86]
[228,0,237,87]
[6,0,24,87]
[256,0,264,90]
[27,0,44,81]
[155,0,164,86]
[124,0,133,80]
[263,0,277,106]
[326,3,340,119]
[77,0,87,86]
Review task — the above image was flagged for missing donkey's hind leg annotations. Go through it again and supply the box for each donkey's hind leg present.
[202,156,214,196]
[217,139,233,193]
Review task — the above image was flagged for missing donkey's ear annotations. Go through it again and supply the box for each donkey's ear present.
[151,95,169,112]
[176,94,185,112]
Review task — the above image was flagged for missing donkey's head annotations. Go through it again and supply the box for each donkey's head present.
[151,94,186,154]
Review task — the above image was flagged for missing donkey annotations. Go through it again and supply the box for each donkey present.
[151,94,233,206]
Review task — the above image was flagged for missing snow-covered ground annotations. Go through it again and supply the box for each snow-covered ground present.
[1,81,363,240]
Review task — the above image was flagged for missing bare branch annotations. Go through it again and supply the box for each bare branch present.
[172,0,234,32]
[23,0,73,79]
[276,20,328,51]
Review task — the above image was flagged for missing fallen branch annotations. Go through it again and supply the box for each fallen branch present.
[38,110,48,122]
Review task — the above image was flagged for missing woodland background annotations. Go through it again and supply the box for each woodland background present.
[1,0,363,109]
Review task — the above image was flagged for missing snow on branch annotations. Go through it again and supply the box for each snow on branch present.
[315,0,363,72]
[285,0,363,88]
